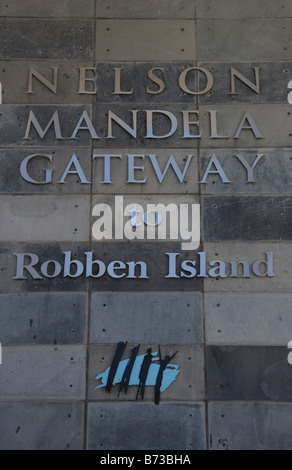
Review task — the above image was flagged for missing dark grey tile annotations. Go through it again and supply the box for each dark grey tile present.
[0,148,92,194]
[95,62,197,104]
[198,62,291,104]
[207,346,292,401]
[0,19,94,59]
[203,196,292,241]
[0,293,87,345]
[0,105,92,147]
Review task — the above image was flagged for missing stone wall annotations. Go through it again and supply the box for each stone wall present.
[0,0,292,450]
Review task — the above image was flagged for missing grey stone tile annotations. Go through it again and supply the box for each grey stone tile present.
[207,346,292,401]
[204,242,292,293]
[0,105,92,147]
[95,20,196,61]
[0,61,95,105]
[95,62,197,104]
[0,0,94,17]
[209,402,292,450]
[0,402,84,450]
[197,0,292,18]
[90,292,203,344]
[198,62,291,104]
[197,19,292,61]
[0,195,90,242]
[0,148,92,194]
[203,196,292,241]
[199,104,292,149]
[200,149,292,194]
[88,344,205,402]
[87,242,204,292]
[0,293,87,345]
[0,345,86,400]
[0,243,89,293]
[0,19,94,60]
[206,293,292,346]
[87,402,206,450]
[0,242,203,293]
[93,105,200,148]
[92,148,199,195]
[96,0,195,19]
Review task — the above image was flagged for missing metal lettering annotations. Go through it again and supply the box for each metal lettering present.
[209,110,230,139]
[112,68,134,95]
[92,154,122,184]
[149,154,193,183]
[127,154,146,183]
[23,110,64,140]
[147,68,165,95]
[107,110,138,138]
[59,153,91,184]
[181,111,201,138]
[230,67,260,95]
[145,110,177,139]
[77,67,97,95]
[71,110,100,139]
[199,154,231,184]
[27,67,59,94]
[234,153,265,183]
[234,112,263,139]
[20,154,53,185]
[179,67,213,95]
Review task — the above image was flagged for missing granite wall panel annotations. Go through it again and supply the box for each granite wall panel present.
[203,196,292,241]
[200,149,292,195]
[0,105,92,147]
[197,0,292,19]
[205,293,292,346]
[0,19,94,60]
[0,61,95,105]
[92,148,199,195]
[95,20,196,61]
[90,292,203,344]
[0,195,90,242]
[197,19,292,61]
[0,293,87,345]
[0,402,84,450]
[207,346,292,401]
[87,402,206,450]
[209,402,292,450]
[0,0,95,18]
[0,148,92,194]
[203,242,291,293]
[96,1,195,19]
[0,345,86,400]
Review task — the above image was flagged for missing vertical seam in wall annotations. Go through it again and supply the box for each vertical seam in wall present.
[83,0,97,450]
[194,0,210,451]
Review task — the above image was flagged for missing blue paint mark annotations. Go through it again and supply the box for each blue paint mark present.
[95,351,180,393]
